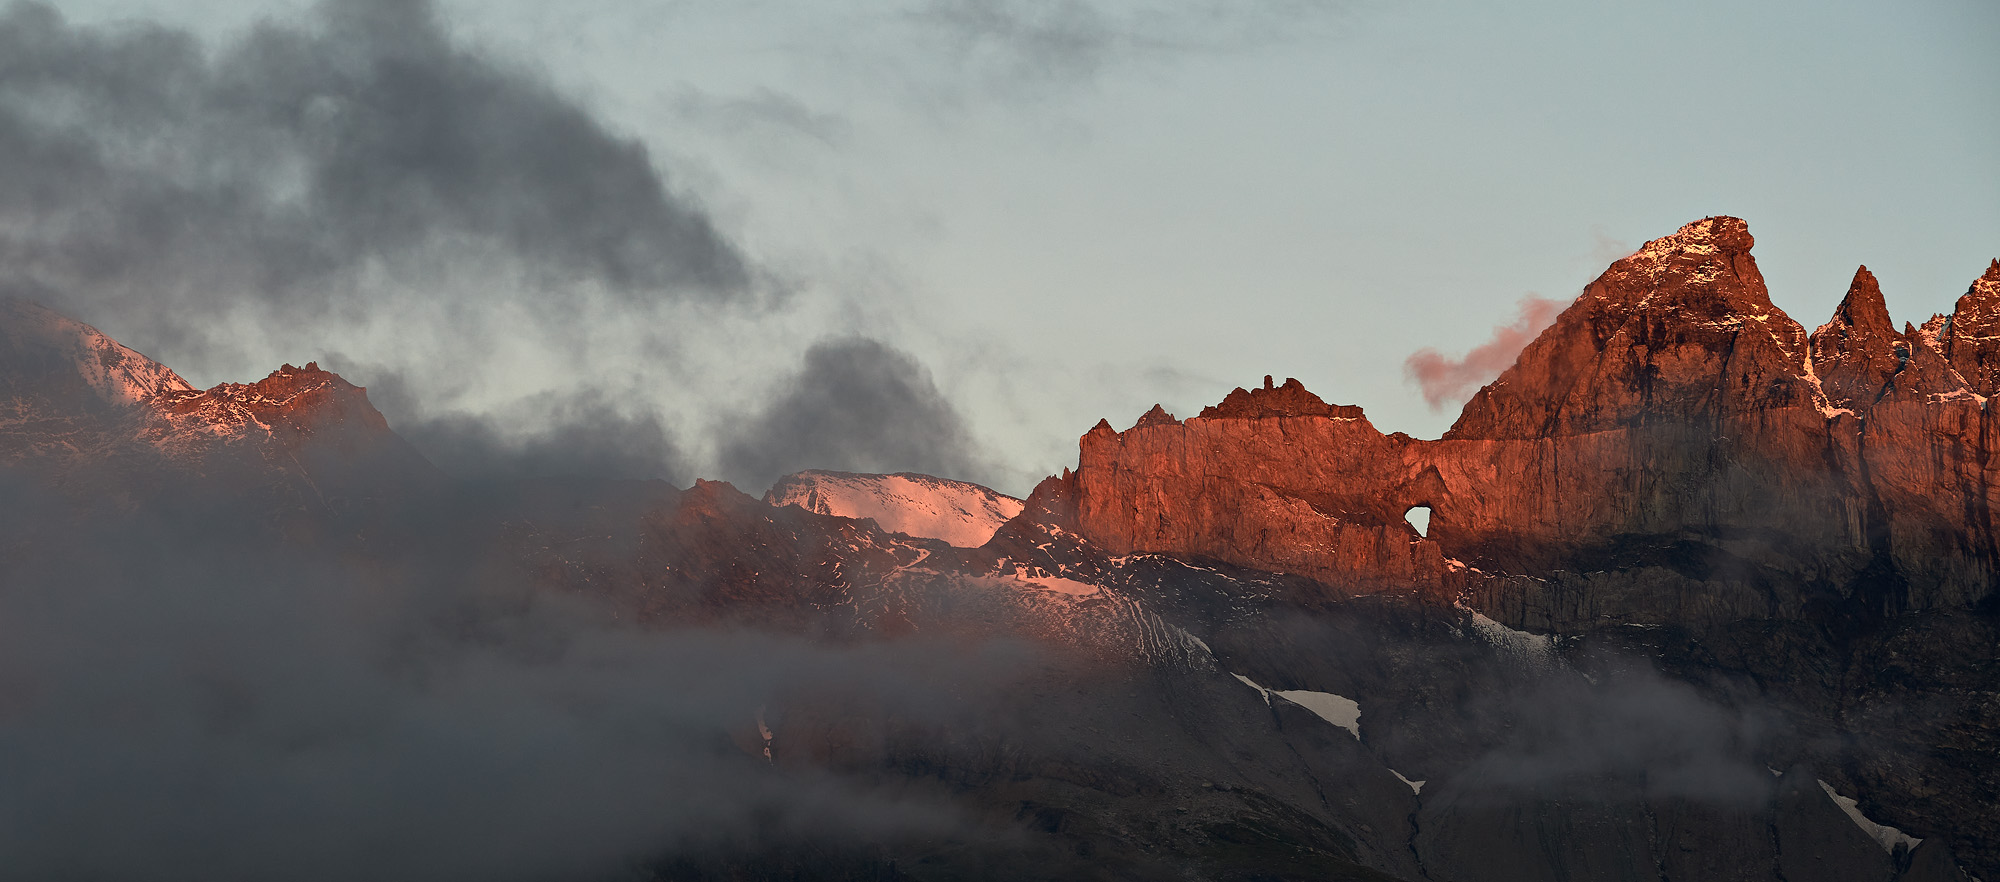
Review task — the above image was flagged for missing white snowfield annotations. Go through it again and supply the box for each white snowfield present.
[765,469,1024,548]
[1004,567,1101,597]
[1818,780,1921,854]
[1,299,194,406]
[1390,769,1426,795]
[1233,673,1363,739]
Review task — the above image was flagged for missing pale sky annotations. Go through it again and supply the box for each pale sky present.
[34,0,2000,494]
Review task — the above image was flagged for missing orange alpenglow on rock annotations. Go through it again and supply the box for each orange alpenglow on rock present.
[1047,217,2000,629]
[1941,259,2000,396]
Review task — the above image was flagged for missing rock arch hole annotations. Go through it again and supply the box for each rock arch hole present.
[1405,505,1432,538]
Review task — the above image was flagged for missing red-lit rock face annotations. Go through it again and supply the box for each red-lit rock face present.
[1452,215,1814,439]
[0,303,437,533]
[1062,217,2000,627]
[145,361,394,455]
[1810,266,1903,411]
[1072,387,1448,596]
[1943,259,2000,396]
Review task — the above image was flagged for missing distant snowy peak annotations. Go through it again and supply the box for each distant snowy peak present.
[765,470,1024,548]
[0,298,194,406]
[142,362,397,455]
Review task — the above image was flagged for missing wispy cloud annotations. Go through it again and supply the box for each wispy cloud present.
[0,0,750,322]
[670,87,851,146]
[1404,294,1568,412]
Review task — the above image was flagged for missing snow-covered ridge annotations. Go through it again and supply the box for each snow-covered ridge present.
[0,298,194,406]
[766,469,1024,548]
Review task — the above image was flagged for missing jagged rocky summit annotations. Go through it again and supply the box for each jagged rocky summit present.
[1051,217,2000,630]
[1025,217,2000,877]
[0,300,434,529]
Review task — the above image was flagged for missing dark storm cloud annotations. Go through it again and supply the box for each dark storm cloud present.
[1453,663,1776,804]
[719,336,988,493]
[0,471,1033,880]
[0,0,749,325]
[355,367,689,482]
[402,399,685,483]
[0,0,806,485]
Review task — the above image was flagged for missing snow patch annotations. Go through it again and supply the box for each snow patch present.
[1012,570,1100,598]
[1232,673,1361,739]
[972,567,1104,601]
[766,470,1023,548]
[1796,344,1854,419]
[1276,690,1362,738]
[1391,769,1426,795]
[1818,780,1921,854]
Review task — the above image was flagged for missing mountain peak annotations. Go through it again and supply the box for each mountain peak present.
[1132,404,1180,429]
[1809,265,1901,411]
[0,298,193,408]
[1652,215,1754,252]
[1197,377,1362,420]
[1943,259,2000,396]
[146,361,395,455]
[765,469,1023,548]
[1588,215,1772,318]
[1833,265,1891,329]
[1953,259,2000,315]
[1450,216,1809,438]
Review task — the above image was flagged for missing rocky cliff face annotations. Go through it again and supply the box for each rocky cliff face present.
[1051,216,2000,874]
[1942,260,2000,396]
[1065,217,2000,629]
[1070,379,1449,597]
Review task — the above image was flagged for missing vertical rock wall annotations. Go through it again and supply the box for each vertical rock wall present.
[1063,218,2000,628]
